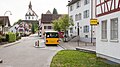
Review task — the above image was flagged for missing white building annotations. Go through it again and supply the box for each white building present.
[96,0,120,63]
[40,11,63,37]
[25,1,38,20]
[68,0,96,42]
[9,24,19,33]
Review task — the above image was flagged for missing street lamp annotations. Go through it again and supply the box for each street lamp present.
[91,0,93,43]
[3,10,12,34]
[64,1,71,42]
[4,11,12,16]
[77,22,80,46]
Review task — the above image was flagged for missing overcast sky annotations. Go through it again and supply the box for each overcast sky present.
[0,0,68,25]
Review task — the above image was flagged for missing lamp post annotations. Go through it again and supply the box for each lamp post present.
[4,11,12,16]
[91,0,93,43]
[77,23,80,46]
[3,10,12,34]
[64,1,71,42]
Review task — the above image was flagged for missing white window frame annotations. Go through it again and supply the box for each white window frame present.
[84,10,89,18]
[84,0,89,5]
[84,25,89,33]
[75,14,78,21]
[44,26,47,29]
[70,27,73,33]
[101,20,107,40]
[78,13,82,20]
[70,15,73,22]
[110,18,118,41]
[70,5,73,11]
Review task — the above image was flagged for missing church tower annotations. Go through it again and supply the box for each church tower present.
[25,1,38,20]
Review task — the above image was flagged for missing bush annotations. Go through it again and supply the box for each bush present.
[0,35,6,42]
[16,32,19,37]
[6,32,16,42]
[2,36,6,42]
[16,32,21,40]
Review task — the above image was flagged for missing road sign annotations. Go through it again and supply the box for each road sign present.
[90,19,99,25]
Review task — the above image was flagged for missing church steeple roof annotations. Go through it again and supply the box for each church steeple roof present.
[25,1,38,17]
[29,1,32,9]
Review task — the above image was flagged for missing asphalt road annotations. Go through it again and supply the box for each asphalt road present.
[0,34,63,67]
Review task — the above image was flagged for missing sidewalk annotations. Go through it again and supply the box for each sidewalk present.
[0,34,38,48]
[60,41,96,53]
[0,40,21,48]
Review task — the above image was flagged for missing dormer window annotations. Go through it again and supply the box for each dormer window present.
[29,16,30,19]
[32,16,34,19]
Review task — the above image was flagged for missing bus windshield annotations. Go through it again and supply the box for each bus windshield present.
[46,32,58,38]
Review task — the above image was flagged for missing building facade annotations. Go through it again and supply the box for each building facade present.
[96,0,120,63]
[0,16,11,34]
[39,11,63,37]
[25,1,38,20]
[68,0,96,42]
[21,1,39,34]
[9,24,19,33]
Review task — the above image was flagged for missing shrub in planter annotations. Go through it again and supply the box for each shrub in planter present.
[6,32,16,42]
[0,35,6,42]
[2,36,6,42]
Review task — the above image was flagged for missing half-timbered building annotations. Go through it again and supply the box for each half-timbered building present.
[96,0,120,63]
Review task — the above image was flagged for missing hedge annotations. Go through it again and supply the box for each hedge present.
[6,32,16,42]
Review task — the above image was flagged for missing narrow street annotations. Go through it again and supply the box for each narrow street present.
[0,34,63,67]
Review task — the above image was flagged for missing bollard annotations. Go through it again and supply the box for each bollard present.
[0,59,3,63]
[35,41,38,47]
[38,40,39,47]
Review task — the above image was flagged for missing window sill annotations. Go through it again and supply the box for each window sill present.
[110,40,119,42]
[101,39,108,42]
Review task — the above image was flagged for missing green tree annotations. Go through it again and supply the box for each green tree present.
[60,15,74,41]
[31,22,38,34]
[52,19,61,32]
[32,23,35,34]
[34,23,38,32]
[13,19,22,25]
[52,15,74,42]
[53,8,58,14]
[59,15,73,32]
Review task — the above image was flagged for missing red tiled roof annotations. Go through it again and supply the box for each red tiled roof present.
[41,14,63,23]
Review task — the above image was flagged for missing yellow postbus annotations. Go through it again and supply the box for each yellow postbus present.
[44,31,59,45]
